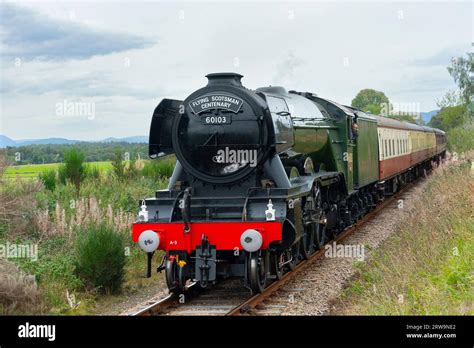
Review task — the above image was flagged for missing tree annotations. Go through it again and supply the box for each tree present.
[429,52,473,133]
[447,53,473,104]
[436,90,462,109]
[60,148,86,192]
[429,105,467,131]
[111,149,125,179]
[351,89,390,115]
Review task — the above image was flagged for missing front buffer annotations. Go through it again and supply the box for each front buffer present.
[132,221,282,292]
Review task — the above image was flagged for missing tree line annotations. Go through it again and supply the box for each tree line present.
[351,52,473,153]
[4,142,148,165]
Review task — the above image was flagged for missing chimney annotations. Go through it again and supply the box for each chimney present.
[205,72,243,87]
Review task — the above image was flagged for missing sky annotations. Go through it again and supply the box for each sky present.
[0,0,472,141]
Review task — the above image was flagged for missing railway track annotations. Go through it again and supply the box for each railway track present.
[131,180,417,317]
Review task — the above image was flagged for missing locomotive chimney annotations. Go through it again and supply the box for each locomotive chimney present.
[205,72,243,87]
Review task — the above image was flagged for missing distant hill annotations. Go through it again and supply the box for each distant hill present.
[0,135,16,147]
[0,135,148,148]
[101,136,148,143]
[420,110,439,124]
[14,138,80,146]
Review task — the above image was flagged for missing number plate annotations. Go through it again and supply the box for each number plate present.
[201,115,232,125]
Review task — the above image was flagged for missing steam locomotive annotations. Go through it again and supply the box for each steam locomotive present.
[132,73,446,293]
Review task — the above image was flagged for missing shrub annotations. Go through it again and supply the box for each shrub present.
[447,125,474,154]
[126,158,140,179]
[86,164,101,181]
[57,165,67,185]
[0,154,42,237]
[0,260,43,314]
[111,149,126,180]
[39,169,57,191]
[74,223,126,293]
[60,148,86,191]
[142,158,175,180]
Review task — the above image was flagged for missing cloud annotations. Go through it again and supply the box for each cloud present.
[410,44,471,67]
[0,1,470,141]
[0,3,155,61]
[2,69,163,99]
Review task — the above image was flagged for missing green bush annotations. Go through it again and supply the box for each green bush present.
[126,158,140,179]
[38,169,56,191]
[111,149,126,180]
[86,165,101,181]
[447,125,474,154]
[142,158,175,180]
[60,148,86,191]
[57,165,67,185]
[74,223,126,293]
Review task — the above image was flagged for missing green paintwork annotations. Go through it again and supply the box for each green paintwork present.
[292,112,379,194]
[293,117,351,190]
[353,116,379,188]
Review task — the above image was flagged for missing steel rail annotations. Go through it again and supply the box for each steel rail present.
[226,182,415,316]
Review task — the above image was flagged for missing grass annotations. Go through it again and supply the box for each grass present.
[4,161,112,179]
[0,152,174,314]
[447,125,474,154]
[334,160,474,315]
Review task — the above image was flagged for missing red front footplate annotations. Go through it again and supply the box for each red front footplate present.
[132,221,282,254]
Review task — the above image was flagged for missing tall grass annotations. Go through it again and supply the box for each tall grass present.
[60,148,86,191]
[38,169,56,191]
[34,197,135,237]
[141,157,175,180]
[86,165,101,180]
[0,260,43,314]
[335,160,474,315]
[0,149,173,313]
[0,152,42,237]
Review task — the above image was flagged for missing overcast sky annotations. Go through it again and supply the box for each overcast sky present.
[0,0,472,141]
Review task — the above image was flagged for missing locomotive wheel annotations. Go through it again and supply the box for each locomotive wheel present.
[314,222,327,249]
[285,242,299,271]
[248,251,268,293]
[300,228,315,259]
[312,184,327,249]
[165,259,186,292]
[301,199,315,259]
[270,252,283,280]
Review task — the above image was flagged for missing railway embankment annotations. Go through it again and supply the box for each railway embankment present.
[331,155,473,315]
